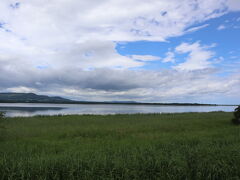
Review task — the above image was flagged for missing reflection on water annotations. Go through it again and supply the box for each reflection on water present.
[0,103,237,117]
[0,106,65,112]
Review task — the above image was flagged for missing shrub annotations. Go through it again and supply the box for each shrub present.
[0,112,5,130]
[232,106,240,125]
[0,112,5,119]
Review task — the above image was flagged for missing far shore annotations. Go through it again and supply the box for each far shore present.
[0,101,238,106]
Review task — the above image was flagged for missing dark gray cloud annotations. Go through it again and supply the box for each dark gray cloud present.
[1,59,239,103]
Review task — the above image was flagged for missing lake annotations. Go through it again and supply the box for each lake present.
[0,103,237,117]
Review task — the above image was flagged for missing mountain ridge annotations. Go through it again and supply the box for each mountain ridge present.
[0,92,231,106]
[0,93,73,103]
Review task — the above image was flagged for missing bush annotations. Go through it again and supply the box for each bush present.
[0,112,5,130]
[0,112,5,119]
[232,106,240,125]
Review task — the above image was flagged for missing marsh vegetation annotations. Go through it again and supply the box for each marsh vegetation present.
[0,112,240,179]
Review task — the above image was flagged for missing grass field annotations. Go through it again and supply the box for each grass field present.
[0,112,240,179]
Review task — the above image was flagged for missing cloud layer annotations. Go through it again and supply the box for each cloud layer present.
[0,0,240,103]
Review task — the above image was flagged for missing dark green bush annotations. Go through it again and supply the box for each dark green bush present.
[0,112,5,128]
[232,106,240,125]
[0,112,5,119]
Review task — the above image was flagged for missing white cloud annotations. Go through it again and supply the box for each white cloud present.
[131,55,161,61]
[0,0,236,71]
[0,0,233,72]
[53,40,145,69]
[174,42,215,71]
[217,25,226,30]
[186,24,209,33]
[6,86,37,93]
[226,0,240,11]
[0,0,236,44]
[162,51,175,63]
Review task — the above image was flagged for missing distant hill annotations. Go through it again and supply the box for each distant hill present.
[106,101,138,103]
[0,92,224,106]
[0,93,73,103]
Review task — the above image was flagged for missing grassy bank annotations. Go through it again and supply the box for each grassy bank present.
[0,112,240,179]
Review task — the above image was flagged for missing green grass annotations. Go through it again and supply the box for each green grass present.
[0,112,240,179]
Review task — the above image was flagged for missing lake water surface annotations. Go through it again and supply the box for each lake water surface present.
[0,103,237,117]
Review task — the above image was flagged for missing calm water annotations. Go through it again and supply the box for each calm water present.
[0,103,237,117]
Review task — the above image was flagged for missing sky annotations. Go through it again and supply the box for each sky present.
[0,0,240,104]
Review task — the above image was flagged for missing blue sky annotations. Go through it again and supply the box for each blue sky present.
[0,0,240,104]
[117,12,240,72]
